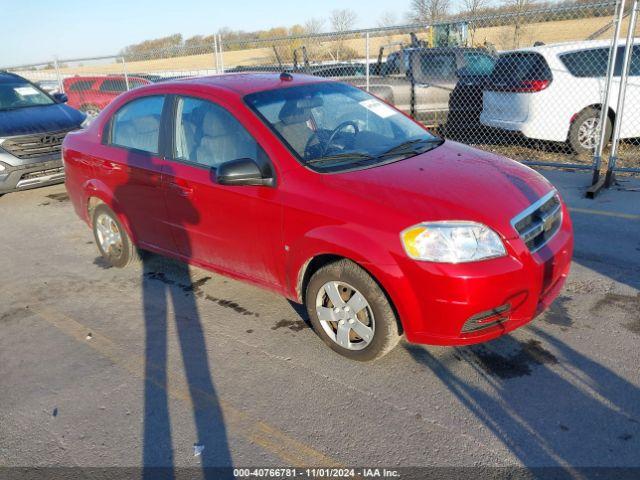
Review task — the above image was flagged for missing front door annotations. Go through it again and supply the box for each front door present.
[162,95,283,287]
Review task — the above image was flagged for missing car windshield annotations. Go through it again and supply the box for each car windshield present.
[0,81,55,111]
[245,82,442,171]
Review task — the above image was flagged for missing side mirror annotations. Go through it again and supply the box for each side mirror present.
[216,158,274,187]
[53,92,68,103]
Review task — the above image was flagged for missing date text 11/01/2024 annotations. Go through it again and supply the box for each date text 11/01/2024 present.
[233,468,400,478]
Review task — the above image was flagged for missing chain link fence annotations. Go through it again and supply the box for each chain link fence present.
[4,0,639,180]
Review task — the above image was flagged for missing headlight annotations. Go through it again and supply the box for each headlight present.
[80,116,92,128]
[0,163,5,172]
[400,221,506,263]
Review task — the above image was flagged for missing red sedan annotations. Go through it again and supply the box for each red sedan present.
[62,73,573,361]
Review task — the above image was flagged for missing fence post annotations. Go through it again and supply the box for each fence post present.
[121,57,130,91]
[605,0,639,187]
[591,0,626,187]
[53,56,63,93]
[365,32,370,92]
[213,35,219,73]
[218,34,225,74]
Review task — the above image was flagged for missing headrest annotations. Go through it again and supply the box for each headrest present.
[132,115,159,134]
[278,95,323,125]
[202,108,232,137]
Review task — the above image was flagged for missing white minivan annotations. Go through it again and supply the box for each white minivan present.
[480,39,640,154]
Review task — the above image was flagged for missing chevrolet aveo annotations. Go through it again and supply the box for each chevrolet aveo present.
[63,73,573,361]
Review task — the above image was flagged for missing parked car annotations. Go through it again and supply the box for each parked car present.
[63,73,573,360]
[481,39,640,155]
[63,75,151,117]
[0,71,86,195]
[357,46,497,126]
[446,54,497,133]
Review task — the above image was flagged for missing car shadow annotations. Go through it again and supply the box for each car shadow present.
[113,152,233,479]
[403,255,640,471]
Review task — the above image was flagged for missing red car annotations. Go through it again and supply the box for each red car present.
[62,73,573,361]
[62,75,151,118]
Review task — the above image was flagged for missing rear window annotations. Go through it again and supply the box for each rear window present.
[490,52,552,85]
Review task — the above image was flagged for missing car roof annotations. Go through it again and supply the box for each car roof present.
[0,71,28,84]
[158,72,331,96]
[506,38,640,56]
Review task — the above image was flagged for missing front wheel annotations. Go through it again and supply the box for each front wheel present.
[92,204,140,268]
[568,107,612,156]
[306,259,401,361]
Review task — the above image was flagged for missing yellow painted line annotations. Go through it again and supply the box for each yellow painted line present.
[33,306,342,468]
[568,207,640,221]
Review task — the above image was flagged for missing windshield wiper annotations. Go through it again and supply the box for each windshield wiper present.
[305,151,374,166]
[378,138,443,158]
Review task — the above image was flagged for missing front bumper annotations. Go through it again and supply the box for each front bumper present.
[387,204,573,346]
[0,158,65,194]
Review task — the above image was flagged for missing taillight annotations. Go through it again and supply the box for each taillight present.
[490,79,551,93]
[516,79,550,92]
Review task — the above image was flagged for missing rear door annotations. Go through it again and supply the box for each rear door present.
[96,78,129,110]
[615,44,640,138]
[162,95,283,286]
[99,94,176,252]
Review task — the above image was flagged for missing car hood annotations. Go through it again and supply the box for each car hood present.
[0,103,85,137]
[322,141,555,239]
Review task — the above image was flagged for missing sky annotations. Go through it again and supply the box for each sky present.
[1,0,409,67]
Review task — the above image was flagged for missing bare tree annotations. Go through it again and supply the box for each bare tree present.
[461,0,489,45]
[304,17,325,35]
[329,9,358,32]
[408,0,450,24]
[502,0,537,47]
[329,9,358,61]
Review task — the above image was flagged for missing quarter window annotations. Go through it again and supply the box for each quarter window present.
[110,96,164,154]
[174,96,267,169]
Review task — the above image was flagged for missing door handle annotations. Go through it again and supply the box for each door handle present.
[168,182,193,197]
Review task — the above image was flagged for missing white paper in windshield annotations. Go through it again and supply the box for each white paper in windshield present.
[14,86,40,96]
[359,99,397,118]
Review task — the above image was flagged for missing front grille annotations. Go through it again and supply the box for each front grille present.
[0,128,76,160]
[21,166,65,181]
[512,191,562,253]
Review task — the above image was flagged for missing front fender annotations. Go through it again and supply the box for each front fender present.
[285,224,421,333]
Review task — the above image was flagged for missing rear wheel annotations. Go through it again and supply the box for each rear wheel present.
[92,204,139,268]
[306,259,401,361]
[568,107,612,156]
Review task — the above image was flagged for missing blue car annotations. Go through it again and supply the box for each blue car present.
[0,71,86,195]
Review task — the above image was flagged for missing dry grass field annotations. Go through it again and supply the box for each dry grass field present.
[14,14,635,79]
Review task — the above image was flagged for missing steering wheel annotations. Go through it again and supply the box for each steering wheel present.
[303,121,360,159]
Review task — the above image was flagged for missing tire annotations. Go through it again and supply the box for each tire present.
[92,204,140,268]
[306,259,401,361]
[568,107,612,156]
[80,104,100,118]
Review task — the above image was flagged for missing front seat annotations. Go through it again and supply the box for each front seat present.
[273,100,315,155]
[196,109,239,168]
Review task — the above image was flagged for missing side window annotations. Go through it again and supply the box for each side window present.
[462,53,496,76]
[100,79,127,93]
[69,80,95,92]
[561,48,609,77]
[420,53,457,78]
[110,96,164,154]
[614,45,640,76]
[174,96,267,169]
